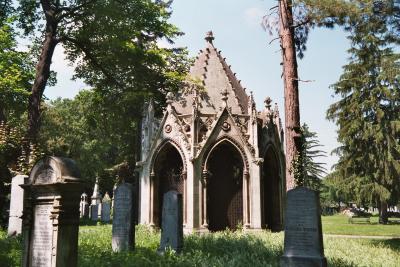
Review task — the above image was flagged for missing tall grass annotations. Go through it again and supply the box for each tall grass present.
[1,222,400,266]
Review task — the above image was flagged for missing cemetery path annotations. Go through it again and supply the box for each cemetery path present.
[324,234,400,239]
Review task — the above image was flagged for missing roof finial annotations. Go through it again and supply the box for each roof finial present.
[205,31,214,44]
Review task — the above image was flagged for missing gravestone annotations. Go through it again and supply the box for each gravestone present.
[80,193,89,218]
[112,182,134,252]
[21,156,84,267]
[281,187,327,267]
[89,204,99,221]
[101,192,111,222]
[158,190,183,254]
[7,174,28,236]
[90,177,102,221]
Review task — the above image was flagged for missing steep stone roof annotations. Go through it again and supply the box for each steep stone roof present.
[173,31,250,115]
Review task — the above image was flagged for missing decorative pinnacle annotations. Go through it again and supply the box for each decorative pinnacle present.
[264,96,272,111]
[166,92,174,105]
[205,31,214,44]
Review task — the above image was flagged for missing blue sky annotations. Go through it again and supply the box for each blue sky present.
[45,0,351,171]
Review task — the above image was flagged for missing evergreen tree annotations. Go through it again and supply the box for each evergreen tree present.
[327,3,400,224]
[300,124,327,191]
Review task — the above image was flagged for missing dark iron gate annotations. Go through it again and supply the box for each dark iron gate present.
[207,142,243,231]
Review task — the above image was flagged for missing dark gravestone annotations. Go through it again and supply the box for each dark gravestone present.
[112,182,134,252]
[89,204,99,221]
[281,187,327,267]
[21,156,84,267]
[158,190,183,254]
[101,193,111,222]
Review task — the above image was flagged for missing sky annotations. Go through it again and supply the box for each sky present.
[45,0,351,172]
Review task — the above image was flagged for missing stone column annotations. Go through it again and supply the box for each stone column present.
[201,170,208,229]
[182,170,187,227]
[149,171,155,227]
[243,170,250,228]
[21,156,84,267]
[250,162,262,229]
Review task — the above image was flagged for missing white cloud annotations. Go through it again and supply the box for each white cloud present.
[243,7,264,27]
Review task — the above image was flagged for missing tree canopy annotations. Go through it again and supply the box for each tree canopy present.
[13,0,189,147]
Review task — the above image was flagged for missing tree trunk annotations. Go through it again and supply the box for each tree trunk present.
[379,200,388,224]
[278,0,301,190]
[26,2,58,147]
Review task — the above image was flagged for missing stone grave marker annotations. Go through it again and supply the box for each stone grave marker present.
[112,182,134,252]
[21,156,84,267]
[101,192,111,222]
[158,190,183,254]
[80,193,89,218]
[7,174,28,236]
[281,187,327,267]
[89,204,99,221]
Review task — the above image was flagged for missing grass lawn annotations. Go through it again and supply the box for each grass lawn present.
[322,214,400,237]
[2,222,400,267]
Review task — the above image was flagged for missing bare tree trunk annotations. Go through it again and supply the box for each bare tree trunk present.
[26,1,58,147]
[279,0,301,191]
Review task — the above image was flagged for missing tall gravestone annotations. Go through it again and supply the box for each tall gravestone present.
[8,174,28,236]
[158,190,183,254]
[80,193,89,218]
[89,177,101,221]
[21,157,84,267]
[112,182,134,252]
[281,187,327,267]
[101,192,111,222]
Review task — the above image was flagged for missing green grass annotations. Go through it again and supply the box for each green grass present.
[322,214,400,236]
[2,223,400,266]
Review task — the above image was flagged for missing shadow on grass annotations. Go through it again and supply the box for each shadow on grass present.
[80,218,112,226]
[370,238,400,251]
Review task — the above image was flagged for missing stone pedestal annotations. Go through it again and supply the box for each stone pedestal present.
[8,175,28,236]
[280,187,327,267]
[21,157,84,267]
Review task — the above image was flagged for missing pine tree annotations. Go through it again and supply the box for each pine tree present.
[327,3,400,224]
[301,124,327,191]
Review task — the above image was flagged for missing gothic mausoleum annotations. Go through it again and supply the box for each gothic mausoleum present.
[137,32,286,233]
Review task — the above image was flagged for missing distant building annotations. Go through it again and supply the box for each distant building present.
[137,32,285,233]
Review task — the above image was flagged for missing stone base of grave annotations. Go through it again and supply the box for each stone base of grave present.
[280,255,327,267]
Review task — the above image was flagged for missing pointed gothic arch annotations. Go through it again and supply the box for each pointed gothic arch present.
[262,144,283,231]
[201,137,250,231]
[149,139,187,227]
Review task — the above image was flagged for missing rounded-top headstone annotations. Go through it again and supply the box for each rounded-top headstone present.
[29,156,81,184]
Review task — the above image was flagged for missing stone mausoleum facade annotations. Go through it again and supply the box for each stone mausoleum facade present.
[136,32,286,233]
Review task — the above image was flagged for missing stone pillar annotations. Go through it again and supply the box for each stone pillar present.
[200,170,208,229]
[8,174,28,236]
[243,170,250,228]
[182,170,187,227]
[250,162,262,229]
[149,171,155,227]
[21,156,84,267]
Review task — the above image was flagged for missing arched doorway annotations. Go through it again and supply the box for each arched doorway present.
[207,141,244,231]
[153,142,184,227]
[262,146,282,231]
